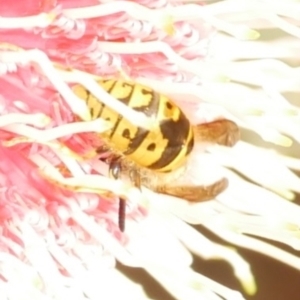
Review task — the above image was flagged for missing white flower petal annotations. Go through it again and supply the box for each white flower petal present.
[126,214,193,268]
[208,142,300,196]
[219,175,300,217]
[158,214,257,295]
[203,224,300,271]
[145,264,246,300]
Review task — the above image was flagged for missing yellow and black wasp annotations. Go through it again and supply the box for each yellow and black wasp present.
[72,79,239,231]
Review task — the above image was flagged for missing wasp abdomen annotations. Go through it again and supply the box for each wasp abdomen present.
[73,80,194,173]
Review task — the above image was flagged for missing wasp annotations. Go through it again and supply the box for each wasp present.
[72,79,239,231]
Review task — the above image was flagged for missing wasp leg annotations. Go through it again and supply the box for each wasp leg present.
[194,119,240,147]
[109,158,126,232]
[129,168,141,190]
[150,177,228,202]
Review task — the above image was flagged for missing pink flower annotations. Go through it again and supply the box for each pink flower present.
[0,1,299,299]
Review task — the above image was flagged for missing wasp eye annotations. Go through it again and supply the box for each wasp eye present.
[147,143,156,151]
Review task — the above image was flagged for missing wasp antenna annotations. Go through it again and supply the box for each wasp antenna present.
[118,198,126,232]
[194,119,240,147]
[108,158,126,231]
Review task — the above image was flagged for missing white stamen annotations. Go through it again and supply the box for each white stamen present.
[0,113,50,128]
[209,35,300,61]
[0,13,55,29]
[50,149,87,178]
[2,118,111,142]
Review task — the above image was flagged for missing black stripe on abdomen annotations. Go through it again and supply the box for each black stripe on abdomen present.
[148,111,192,171]
[122,87,161,155]
[106,81,135,138]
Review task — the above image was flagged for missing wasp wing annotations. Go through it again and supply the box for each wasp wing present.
[194,119,240,147]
